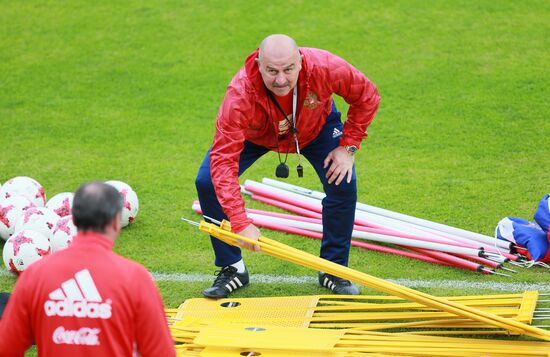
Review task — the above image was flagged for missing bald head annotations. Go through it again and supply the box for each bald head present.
[72,181,123,233]
[259,34,299,62]
[257,34,302,96]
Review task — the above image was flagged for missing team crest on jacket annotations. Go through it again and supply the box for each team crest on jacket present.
[303,91,320,109]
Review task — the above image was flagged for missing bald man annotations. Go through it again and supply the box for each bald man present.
[196,34,380,298]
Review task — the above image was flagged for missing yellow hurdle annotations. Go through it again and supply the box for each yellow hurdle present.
[167,291,539,334]
[190,219,550,341]
[168,318,550,356]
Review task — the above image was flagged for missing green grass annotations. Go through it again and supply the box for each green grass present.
[1,0,550,354]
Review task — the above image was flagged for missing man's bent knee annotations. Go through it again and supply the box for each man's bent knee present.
[324,179,357,200]
[195,174,215,195]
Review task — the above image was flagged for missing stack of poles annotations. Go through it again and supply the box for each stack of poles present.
[169,321,550,357]
[255,178,516,255]
[230,178,527,275]
[193,201,504,275]
[185,218,550,342]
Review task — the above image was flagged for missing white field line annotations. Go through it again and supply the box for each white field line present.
[149,272,550,292]
[1,269,548,292]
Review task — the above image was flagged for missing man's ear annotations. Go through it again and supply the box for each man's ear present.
[113,212,122,232]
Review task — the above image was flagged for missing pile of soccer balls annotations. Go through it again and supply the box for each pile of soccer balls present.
[0,177,139,274]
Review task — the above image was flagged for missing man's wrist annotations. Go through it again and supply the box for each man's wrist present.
[344,145,358,156]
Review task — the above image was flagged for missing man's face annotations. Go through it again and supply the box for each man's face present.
[257,52,302,96]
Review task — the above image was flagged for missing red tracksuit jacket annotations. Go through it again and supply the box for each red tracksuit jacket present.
[0,232,175,357]
[210,47,380,232]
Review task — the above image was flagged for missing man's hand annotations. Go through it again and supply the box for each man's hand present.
[323,146,354,185]
[236,223,261,252]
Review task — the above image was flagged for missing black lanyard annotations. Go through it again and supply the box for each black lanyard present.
[266,86,303,177]
[266,89,295,133]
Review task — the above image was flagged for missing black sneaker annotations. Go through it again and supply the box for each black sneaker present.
[203,266,249,299]
[319,273,360,295]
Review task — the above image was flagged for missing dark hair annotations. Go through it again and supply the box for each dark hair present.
[72,181,123,232]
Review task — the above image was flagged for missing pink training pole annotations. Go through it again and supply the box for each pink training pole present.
[261,178,514,252]
[244,215,465,270]
[251,192,382,229]
[194,198,489,257]
[405,246,489,274]
[245,206,490,252]
[248,182,467,239]
[250,195,322,219]
[247,184,322,213]
[453,253,500,269]
[250,188,473,245]
[241,216,458,268]
[249,193,519,261]
[192,202,476,272]
[251,193,407,233]
[251,210,483,272]
[246,208,487,270]
[248,181,515,255]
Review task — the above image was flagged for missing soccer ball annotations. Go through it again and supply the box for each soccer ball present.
[0,176,46,207]
[46,192,74,218]
[51,215,77,252]
[14,206,60,241]
[105,180,139,228]
[0,195,35,241]
[105,180,133,193]
[3,229,51,273]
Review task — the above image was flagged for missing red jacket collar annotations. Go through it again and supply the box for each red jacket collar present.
[72,231,115,250]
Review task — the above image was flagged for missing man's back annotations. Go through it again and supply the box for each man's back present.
[0,232,175,357]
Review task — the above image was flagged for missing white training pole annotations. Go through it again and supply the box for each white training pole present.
[244,211,488,258]
[261,178,511,251]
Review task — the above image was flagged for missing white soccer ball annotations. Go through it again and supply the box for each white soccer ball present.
[46,192,74,218]
[0,176,46,207]
[105,180,133,193]
[0,195,35,241]
[14,206,60,241]
[51,215,77,252]
[3,229,51,273]
[105,180,139,228]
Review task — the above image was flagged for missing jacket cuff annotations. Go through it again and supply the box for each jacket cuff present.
[339,136,362,149]
[230,212,253,233]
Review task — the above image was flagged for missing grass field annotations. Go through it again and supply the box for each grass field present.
[1,1,550,354]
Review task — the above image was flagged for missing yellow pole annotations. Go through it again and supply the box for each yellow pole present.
[196,220,550,341]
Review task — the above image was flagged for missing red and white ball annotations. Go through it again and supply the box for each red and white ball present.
[105,180,139,228]
[51,215,77,252]
[0,195,35,241]
[14,206,59,241]
[46,192,74,218]
[3,229,51,273]
[0,176,46,207]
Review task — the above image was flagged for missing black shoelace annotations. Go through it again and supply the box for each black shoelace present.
[328,275,352,286]
[212,266,238,287]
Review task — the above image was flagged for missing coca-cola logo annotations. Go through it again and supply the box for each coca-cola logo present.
[52,326,100,346]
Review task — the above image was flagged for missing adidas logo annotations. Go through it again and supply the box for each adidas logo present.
[225,276,244,293]
[322,276,336,291]
[332,127,342,138]
[44,269,112,319]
